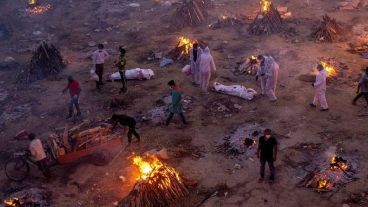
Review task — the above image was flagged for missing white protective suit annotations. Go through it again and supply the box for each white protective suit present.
[189,47,202,85]
[199,47,216,93]
[263,56,279,101]
[313,69,328,109]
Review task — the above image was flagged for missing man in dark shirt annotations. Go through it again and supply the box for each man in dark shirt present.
[110,114,140,144]
[257,129,278,184]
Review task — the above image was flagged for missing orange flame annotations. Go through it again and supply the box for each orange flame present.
[4,197,21,207]
[320,61,337,77]
[260,0,272,13]
[26,4,51,14]
[28,0,36,5]
[330,156,348,170]
[177,37,194,56]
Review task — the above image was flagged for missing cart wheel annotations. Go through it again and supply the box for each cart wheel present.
[5,158,30,182]
[91,150,111,166]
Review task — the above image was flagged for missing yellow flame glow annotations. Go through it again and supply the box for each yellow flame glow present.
[28,0,36,5]
[320,61,337,77]
[177,37,194,56]
[4,197,20,207]
[260,0,272,13]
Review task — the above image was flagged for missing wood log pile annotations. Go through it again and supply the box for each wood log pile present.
[168,39,206,61]
[119,163,189,207]
[17,42,65,83]
[48,121,120,158]
[171,0,211,29]
[248,4,283,35]
[312,15,342,42]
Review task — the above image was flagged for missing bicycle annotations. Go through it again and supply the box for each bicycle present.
[5,150,53,182]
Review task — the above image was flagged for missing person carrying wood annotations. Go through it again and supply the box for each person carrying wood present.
[110,114,140,144]
[92,44,109,89]
[62,75,81,119]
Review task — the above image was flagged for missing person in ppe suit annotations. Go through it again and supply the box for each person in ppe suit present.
[189,43,202,86]
[199,47,216,93]
[257,55,279,101]
[310,64,329,111]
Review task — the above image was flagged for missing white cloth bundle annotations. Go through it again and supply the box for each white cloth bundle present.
[213,82,257,100]
[108,68,155,80]
[182,65,191,76]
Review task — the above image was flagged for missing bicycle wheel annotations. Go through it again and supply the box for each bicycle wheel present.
[5,158,30,182]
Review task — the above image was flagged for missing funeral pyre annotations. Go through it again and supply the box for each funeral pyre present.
[168,37,198,61]
[248,0,283,35]
[209,15,243,29]
[17,42,65,83]
[171,0,211,29]
[312,15,342,42]
[300,155,357,192]
[348,43,368,58]
[215,124,263,158]
[3,187,52,207]
[318,57,349,79]
[25,0,51,15]
[233,55,259,76]
[119,155,189,207]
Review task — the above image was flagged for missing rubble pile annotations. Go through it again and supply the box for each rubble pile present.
[17,42,65,83]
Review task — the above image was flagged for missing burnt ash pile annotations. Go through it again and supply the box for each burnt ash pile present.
[248,3,283,35]
[348,43,368,58]
[312,15,343,42]
[209,16,244,29]
[3,187,52,207]
[171,0,211,29]
[17,42,65,83]
[215,124,264,157]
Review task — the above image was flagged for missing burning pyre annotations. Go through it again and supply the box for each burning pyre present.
[4,198,21,207]
[209,15,243,29]
[119,155,188,207]
[302,156,356,192]
[25,0,51,15]
[248,0,283,35]
[312,15,342,42]
[168,36,197,61]
[234,55,259,76]
[320,60,338,77]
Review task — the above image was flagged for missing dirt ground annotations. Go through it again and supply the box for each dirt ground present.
[1,0,368,206]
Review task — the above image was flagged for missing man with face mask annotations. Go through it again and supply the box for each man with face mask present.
[256,55,279,101]
[199,47,216,93]
[257,129,278,184]
[310,64,329,111]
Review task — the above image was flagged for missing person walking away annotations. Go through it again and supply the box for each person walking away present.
[257,55,279,101]
[115,47,127,94]
[189,43,202,86]
[62,75,81,118]
[92,44,109,89]
[310,64,329,111]
[256,55,268,95]
[111,114,140,144]
[28,133,51,178]
[257,129,277,184]
[166,80,187,126]
[352,67,368,106]
[199,47,216,94]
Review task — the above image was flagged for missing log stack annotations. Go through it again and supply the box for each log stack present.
[248,3,283,35]
[17,42,65,83]
[171,0,211,29]
[312,15,342,42]
[348,43,368,57]
[119,158,189,207]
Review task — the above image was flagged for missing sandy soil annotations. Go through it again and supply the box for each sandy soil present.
[0,0,368,206]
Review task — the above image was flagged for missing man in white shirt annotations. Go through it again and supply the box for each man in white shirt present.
[28,133,50,178]
[310,64,329,111]
[92,44,109,89]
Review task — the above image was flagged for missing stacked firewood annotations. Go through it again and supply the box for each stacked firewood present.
[171,0,211,29]
[312,15,342,42]
[119,165,189,207]
[348,43,368,56]
[210,16,243,29]
[17,42,65,83]
[248,4,283,35]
